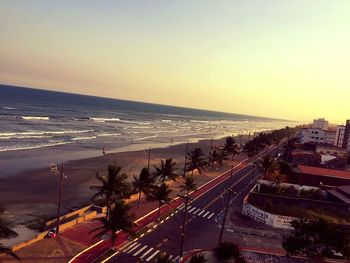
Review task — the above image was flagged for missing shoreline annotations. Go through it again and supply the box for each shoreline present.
[0,134,251,222]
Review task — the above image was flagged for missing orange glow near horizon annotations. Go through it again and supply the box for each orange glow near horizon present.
[1,1,350,124]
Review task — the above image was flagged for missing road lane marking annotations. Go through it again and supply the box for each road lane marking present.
[197,210,205,216]
[127,243,142,253]
[146,250,160,261]
[202,211,210,217]
[207,213,215,219]
[193,208,201,215]
[133,245,148,256]
[122,242,138,253]
[188,207,196,213]
[140,247,154,259]
[118,241,132,251]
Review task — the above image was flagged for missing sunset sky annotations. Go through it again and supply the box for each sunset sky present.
[1,1,349,123]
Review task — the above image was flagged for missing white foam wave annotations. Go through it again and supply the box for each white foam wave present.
[133,134,158,141]
[0,141,71,152]
[0,135,51,140]
[189,120,210,123]
[98,133,122,137]
[0,129,94,138]
[90,118,120,123]
[161,119,172,123]
[118,119,151,125]
[21,116,50,120]
[72,136,97,141]
[3,106,16,110]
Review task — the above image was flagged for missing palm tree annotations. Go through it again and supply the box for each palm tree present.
[153,158,178,182]
[189,254,207,263]
[186,148,207,175]
[180,176,197,195]
[133,168,155,207]
[256,155,279,179]
[210,146,226,166]
[90,200,134,250]
[90,163,131,219]
[147,183,172,221]
[223,136,240,160]
[0,207,19,259]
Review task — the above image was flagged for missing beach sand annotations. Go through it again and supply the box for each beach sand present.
[0,135,250,224]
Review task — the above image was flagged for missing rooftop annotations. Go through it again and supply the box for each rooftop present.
[297,165,350,180]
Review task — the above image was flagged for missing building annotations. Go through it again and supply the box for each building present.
[313,118,329,130]
[300,118,350,152]
[316,145,348,158]
[293,165,350,187]
[335,120,350,150]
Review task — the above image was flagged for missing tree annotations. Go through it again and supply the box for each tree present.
[223,136,239,160]
[90,200,134,250]
[189,254,207,263]
[133,168,155,207]
[210,146,226,166]
[147,183,172,221]
[186,148,207,175]
[283,218,350,260]
[180,176,197,195]
[214,242,240,261]
[90,163,131,219]
[255,155,279,179]
[153,158,178,182]
[0,207,19,259]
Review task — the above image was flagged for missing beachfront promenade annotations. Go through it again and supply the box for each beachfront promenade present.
[68,147,275,263]
[0,146,273,263]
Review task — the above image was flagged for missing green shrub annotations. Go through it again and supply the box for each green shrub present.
[214,242,240,261]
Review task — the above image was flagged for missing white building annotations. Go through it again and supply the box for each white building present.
[312,118,329,130]
[335,120,350,151]
[300,127,335,145]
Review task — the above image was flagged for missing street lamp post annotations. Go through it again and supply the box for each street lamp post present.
[49,162,65,235]
[218,189,236,244]
[182,142,189,178]
[178,194,190,262]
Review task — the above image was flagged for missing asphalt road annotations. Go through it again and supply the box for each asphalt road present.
[105,153,285,263]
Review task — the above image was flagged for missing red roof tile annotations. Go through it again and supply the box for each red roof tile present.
[297,165,350,180]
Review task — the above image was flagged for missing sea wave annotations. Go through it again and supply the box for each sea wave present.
[2,106,16,110]
[0,129,94,138]
[117,119,151,125]
[90,117,120,122]
[0,135,51,140]
[72,136,97,141]
[0,141,71,152]
[21,116,50,120]
[133,134,158,141]
[98,133,122,137]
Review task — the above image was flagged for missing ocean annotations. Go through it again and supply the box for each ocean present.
[0,84,294,175]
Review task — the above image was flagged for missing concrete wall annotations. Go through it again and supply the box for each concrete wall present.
[242,196,295,229]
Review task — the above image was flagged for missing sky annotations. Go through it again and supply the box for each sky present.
[0,1,349,124]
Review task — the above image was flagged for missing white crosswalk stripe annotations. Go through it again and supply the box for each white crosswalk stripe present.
[127,243,142,253]
[184,205,215,220]
[133,245,148,256]
[193,208,201,215]
[188,207,196,213]
[140,247,154,259]
[207,212,215,219]
[146,249,160,261]
[123,242,138,253]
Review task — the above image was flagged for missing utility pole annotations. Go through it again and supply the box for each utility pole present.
[182,142,189,178]
[218,188,235,244]
[147,147,151,171]
[178,194,190,262]
[49,162,65,235]
[208,138,213,166]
